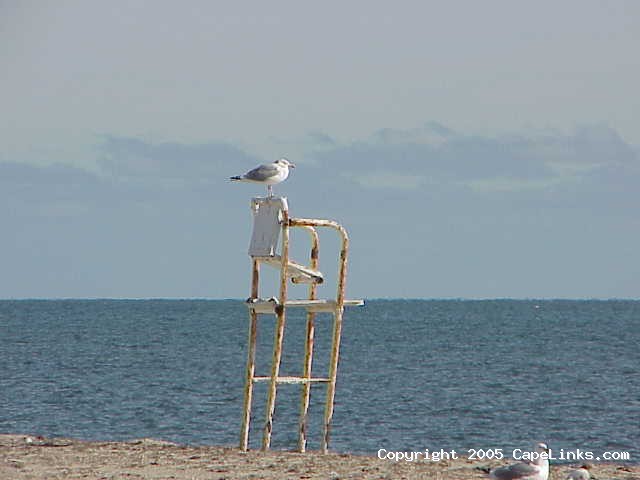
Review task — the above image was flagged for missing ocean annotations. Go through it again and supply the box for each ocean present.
[0,299,638,462]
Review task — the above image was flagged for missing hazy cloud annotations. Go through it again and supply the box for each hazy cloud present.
[308,123,640,200]
[98,136,258,182]
[346,172,427,190]
[0,162,109,217]
[5,123,637,218]
[4,123,638,213]
[2,123,638,298]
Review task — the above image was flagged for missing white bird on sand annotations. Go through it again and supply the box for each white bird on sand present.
[565,465,591,480]
[230,158,295,197]
[489,443,550,480]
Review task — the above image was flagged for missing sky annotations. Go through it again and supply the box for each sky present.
[1,0,639,299]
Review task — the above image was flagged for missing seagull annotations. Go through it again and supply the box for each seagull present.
[230,158,295,197]
[489,443,550,480]
[566,465,591,480]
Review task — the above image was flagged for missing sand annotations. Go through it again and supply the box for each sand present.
[1,434,637,480]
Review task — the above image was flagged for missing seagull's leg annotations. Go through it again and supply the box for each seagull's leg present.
[267,185,273,197]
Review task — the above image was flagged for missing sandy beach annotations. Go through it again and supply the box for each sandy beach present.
[1,434,637,480]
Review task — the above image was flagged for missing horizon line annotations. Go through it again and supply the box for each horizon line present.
[1,297,638,302]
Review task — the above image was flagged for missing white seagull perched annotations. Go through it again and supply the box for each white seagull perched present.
[489,443,550,480]
[230,158,295,197]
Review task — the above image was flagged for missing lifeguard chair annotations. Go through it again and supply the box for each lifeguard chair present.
[239,196,363,453]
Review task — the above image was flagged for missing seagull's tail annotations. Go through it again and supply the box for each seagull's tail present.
[230,176,242,181]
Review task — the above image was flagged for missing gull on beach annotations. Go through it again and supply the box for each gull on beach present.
[230,158,295,197]
[565,465,591,480]
[489,443,550,480]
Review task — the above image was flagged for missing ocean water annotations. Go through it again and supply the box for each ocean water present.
[0,299,638,462]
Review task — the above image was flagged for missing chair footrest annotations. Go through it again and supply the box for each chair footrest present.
[253,376,330,384]
[246,298,364,313]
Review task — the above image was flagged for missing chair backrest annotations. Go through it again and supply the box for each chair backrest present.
[248,197,288,257]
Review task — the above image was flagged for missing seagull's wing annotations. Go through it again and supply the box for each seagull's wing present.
[566,470,589,480]
[491,462,540,480]
[243,163,280,182]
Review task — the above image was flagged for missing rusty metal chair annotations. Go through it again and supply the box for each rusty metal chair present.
[239,196,363,453]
